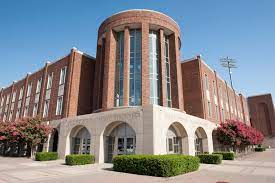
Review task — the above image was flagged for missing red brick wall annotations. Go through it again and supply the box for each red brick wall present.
[0,49,95,122]
[181,58,204,118]
[248,94,275,136]
[181,57,250,124]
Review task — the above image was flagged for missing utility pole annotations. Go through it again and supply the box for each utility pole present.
[220,57,237,89]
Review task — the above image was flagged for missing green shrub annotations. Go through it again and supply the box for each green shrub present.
[213,152,235,160]
[65,154,95,165]
[35,152,58,161]
[255,147,266,152]
[113,154,200,177]
[197,154,222,164]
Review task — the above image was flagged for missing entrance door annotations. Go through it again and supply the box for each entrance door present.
[195,137,203,155]
[106,136,136,163]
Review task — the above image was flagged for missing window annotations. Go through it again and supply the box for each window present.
[26,83,32,97]
[46,73,53,90]
[114,31,124,106]
[56,96,63,116]
[32,103,38,117]
[12,92,16,103]
[15,109,20,119]
[43,100,50,118]
[19,87,24,100]
[129,29,141,106]
[207,101,212,117]
[59,67,67,85]
[204,74,209,91]
[213,81,216,96]
[215,105,219,121]
[149,30,160,105]
[23,106,29,117]
[6,94,10,105]
[8,111,13,121]
[36,78,42,94]
[221,108,225,122]
[164,36,172,107]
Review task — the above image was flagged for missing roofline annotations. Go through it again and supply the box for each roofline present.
[247,93,272,98]
[109,9,180,29]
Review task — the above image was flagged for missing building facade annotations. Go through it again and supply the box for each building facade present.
[1,9,256,162]
[181,56,250,125]
[248,94,275,136]
[0,48,95,122]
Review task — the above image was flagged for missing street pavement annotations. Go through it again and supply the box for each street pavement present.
[0,149,275,183]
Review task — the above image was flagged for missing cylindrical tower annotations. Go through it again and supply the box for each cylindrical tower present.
[93,9,184,111]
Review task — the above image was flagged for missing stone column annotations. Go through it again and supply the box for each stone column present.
[102,29,116,110]
[141,23,150,106]
[187,134,196,156]
[206,131,214,153]
[94,134,104,163]
[123,27,130,106]
[159,29,167,107]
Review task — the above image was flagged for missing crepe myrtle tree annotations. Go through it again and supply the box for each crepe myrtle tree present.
[0,118,52,158]
[216,120,264,151]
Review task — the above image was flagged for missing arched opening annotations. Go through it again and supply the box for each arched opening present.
[166,122,188,154]
[70,126,91,154]
[194,127,208,155]
[103,122,136,163]
[49,129,59,152]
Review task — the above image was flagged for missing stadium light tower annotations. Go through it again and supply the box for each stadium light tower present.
[220,56,237,89]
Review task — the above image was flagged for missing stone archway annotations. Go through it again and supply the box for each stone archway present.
[194,127,208,155]
[103,121,136,163]
[69,125,91,155]
[166,122,189,154]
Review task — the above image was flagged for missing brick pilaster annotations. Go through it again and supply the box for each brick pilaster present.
[123,27,130,106]
[141,23,150,106]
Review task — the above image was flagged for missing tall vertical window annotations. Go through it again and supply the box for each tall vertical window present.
[47,73,53,90]
[129,29,141,106]
[149,30,160,105]
[32,103,38,117]
[59,67,67,85]
[114,31,124,106]
[204,74,209,91]
[19,87,24,100]
[23,106,29,117]
[12,92,16,103]
[43,100,50,118]
[207,101,212,117]
[56,96,63,116]
[26,83,32,97]
[36,78,42,94]
[164,36,172,107]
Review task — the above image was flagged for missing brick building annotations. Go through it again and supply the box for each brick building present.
[0,48,95,123]
[0,9,253,162]
[181,56,250,125]
[248,94,275,136]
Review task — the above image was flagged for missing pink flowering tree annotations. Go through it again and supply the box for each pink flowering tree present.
[0,118,52,158]
[216,120,264,151]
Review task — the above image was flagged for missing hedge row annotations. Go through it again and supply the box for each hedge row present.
[113,154,200,177]
[255,147,266,152]
[213,152,235,160]
[197,154,222,164]
[35,152,58,161]
[65,154,95,165]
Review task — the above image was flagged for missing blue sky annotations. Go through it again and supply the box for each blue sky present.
[0,0,274,100]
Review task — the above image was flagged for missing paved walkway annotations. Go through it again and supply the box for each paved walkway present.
[0,149,275,183]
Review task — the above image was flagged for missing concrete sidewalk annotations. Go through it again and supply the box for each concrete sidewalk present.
[0,149,275,183]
